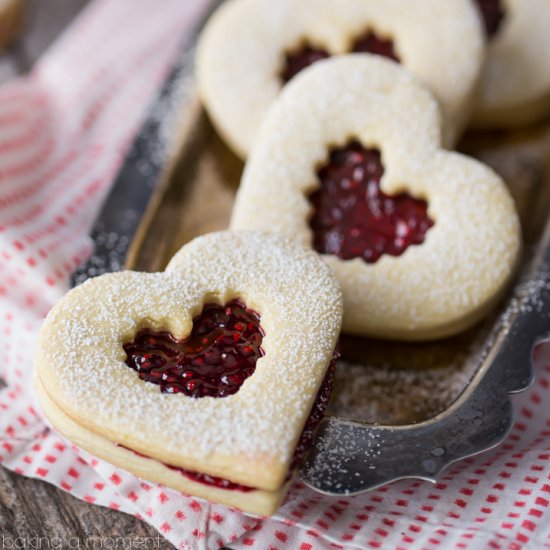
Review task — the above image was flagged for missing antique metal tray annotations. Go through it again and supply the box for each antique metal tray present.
[73,17,550,496]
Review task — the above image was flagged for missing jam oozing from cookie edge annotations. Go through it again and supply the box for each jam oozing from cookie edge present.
[118,351,339,492]
[290,350,338,472]
[475,0,506,38]
[308,142,434,263]
[119,445,254,492]
[170,466,255,492]
[123,300,264,398]
[281,30,400,84]
[118,445,254,492]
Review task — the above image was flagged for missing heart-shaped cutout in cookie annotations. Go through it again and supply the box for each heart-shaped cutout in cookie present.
[282,29,399,84]
[197,0,485,156]
[231,57,521,341]
[309,141,434,263]
[124,300,263,398]
[35,231,343,515]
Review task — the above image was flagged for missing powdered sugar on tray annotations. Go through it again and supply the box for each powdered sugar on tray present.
[328,331,490,425]
[141,45,198,169]
[328,251,550,426]
[302,420,384,494]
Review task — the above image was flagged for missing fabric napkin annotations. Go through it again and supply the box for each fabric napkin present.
[1,0,550,548]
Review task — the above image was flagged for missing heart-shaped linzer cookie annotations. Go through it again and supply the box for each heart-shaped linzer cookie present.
[231,57,522,341]
[197,0,485,157]
[35,231,343,515]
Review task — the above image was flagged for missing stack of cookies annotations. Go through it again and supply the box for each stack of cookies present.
[36,0,549,516]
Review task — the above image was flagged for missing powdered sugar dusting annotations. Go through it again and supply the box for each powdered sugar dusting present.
[328,330,491,425]
[197,0,485,155]
[36,231,343,486]
[303,420,384,494]
[144,45,198,168]
[330,361,470,425]
[232,56,521,340]
[500,261,550,324]
[327,256,550,425]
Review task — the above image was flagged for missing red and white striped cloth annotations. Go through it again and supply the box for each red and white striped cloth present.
[1,1,550,548]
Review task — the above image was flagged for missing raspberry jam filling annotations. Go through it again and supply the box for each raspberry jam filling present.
[119,352,338,493]
[281,44,331,83]
[281,30,399,83]
[351,30,400,63]
[475,0,505,37]
[290,351,337,472]
[309,141,434,263]
[123,300,264,398]
[170,466,254,492]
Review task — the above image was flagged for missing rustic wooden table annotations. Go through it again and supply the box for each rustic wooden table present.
[0,2,174,546]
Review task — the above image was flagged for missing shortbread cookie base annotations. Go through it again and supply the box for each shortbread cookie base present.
[231,57,522,341]
[35,378,288,516]
[35,232,342,491]
[334,255,516,341]
[0,0,23,50]
[472,0,550,129]
[473,88,550,130]
[197,0,484,157]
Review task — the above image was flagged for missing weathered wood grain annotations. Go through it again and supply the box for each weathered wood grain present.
[0,467,174,548]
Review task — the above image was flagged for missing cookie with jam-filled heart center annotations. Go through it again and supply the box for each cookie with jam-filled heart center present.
[231,57,521,341]
[197,0,485,157]
[34,231,343,516]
